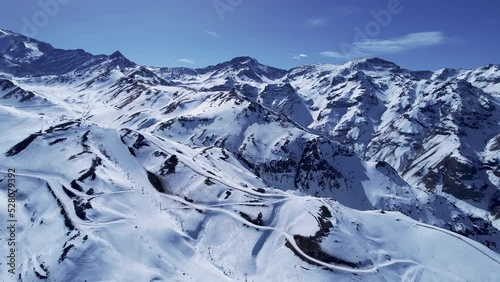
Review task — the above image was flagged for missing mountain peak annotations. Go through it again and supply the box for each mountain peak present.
[199,56,286,81]
[354,57,397,66]
[0,28,13,36]
[229,56,258,64]
[362,57,395,64]
[110,50,125,59]
[431,68,459,80]
[349,57,402,72]
[107,50,135,69]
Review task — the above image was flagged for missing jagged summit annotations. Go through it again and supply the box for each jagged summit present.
[345,57,402,72]
[0,28,14,36]
[354,57,397,65]
[209,56,282,71]
[109,50,126,59]
[107,50,135,69]
[228,56,258,64]
[0,31,138,76]
[431,67,460,80]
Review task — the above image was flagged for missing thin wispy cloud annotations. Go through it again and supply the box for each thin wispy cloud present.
[205,30,219,37]
[321,31,447,59]
[320,51,346,59]
[292,53,308,60]
[305,17,331,28]
[356,32,446,53]
[305,5,361,27]
[178,58,195,64]
[306,6,360,28]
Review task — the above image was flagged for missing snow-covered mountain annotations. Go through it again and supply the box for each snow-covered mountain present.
[0,28,499,281]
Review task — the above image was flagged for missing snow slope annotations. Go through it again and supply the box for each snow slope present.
[0,29,499,281]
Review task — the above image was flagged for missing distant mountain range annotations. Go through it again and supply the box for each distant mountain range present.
[1,28,499,281]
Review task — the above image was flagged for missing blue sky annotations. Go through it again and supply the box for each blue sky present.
[0,0,499,70]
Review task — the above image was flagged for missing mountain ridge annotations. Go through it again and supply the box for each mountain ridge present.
[3,27,499,77]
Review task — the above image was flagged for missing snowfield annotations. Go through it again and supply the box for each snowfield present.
[0,29,499,281]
